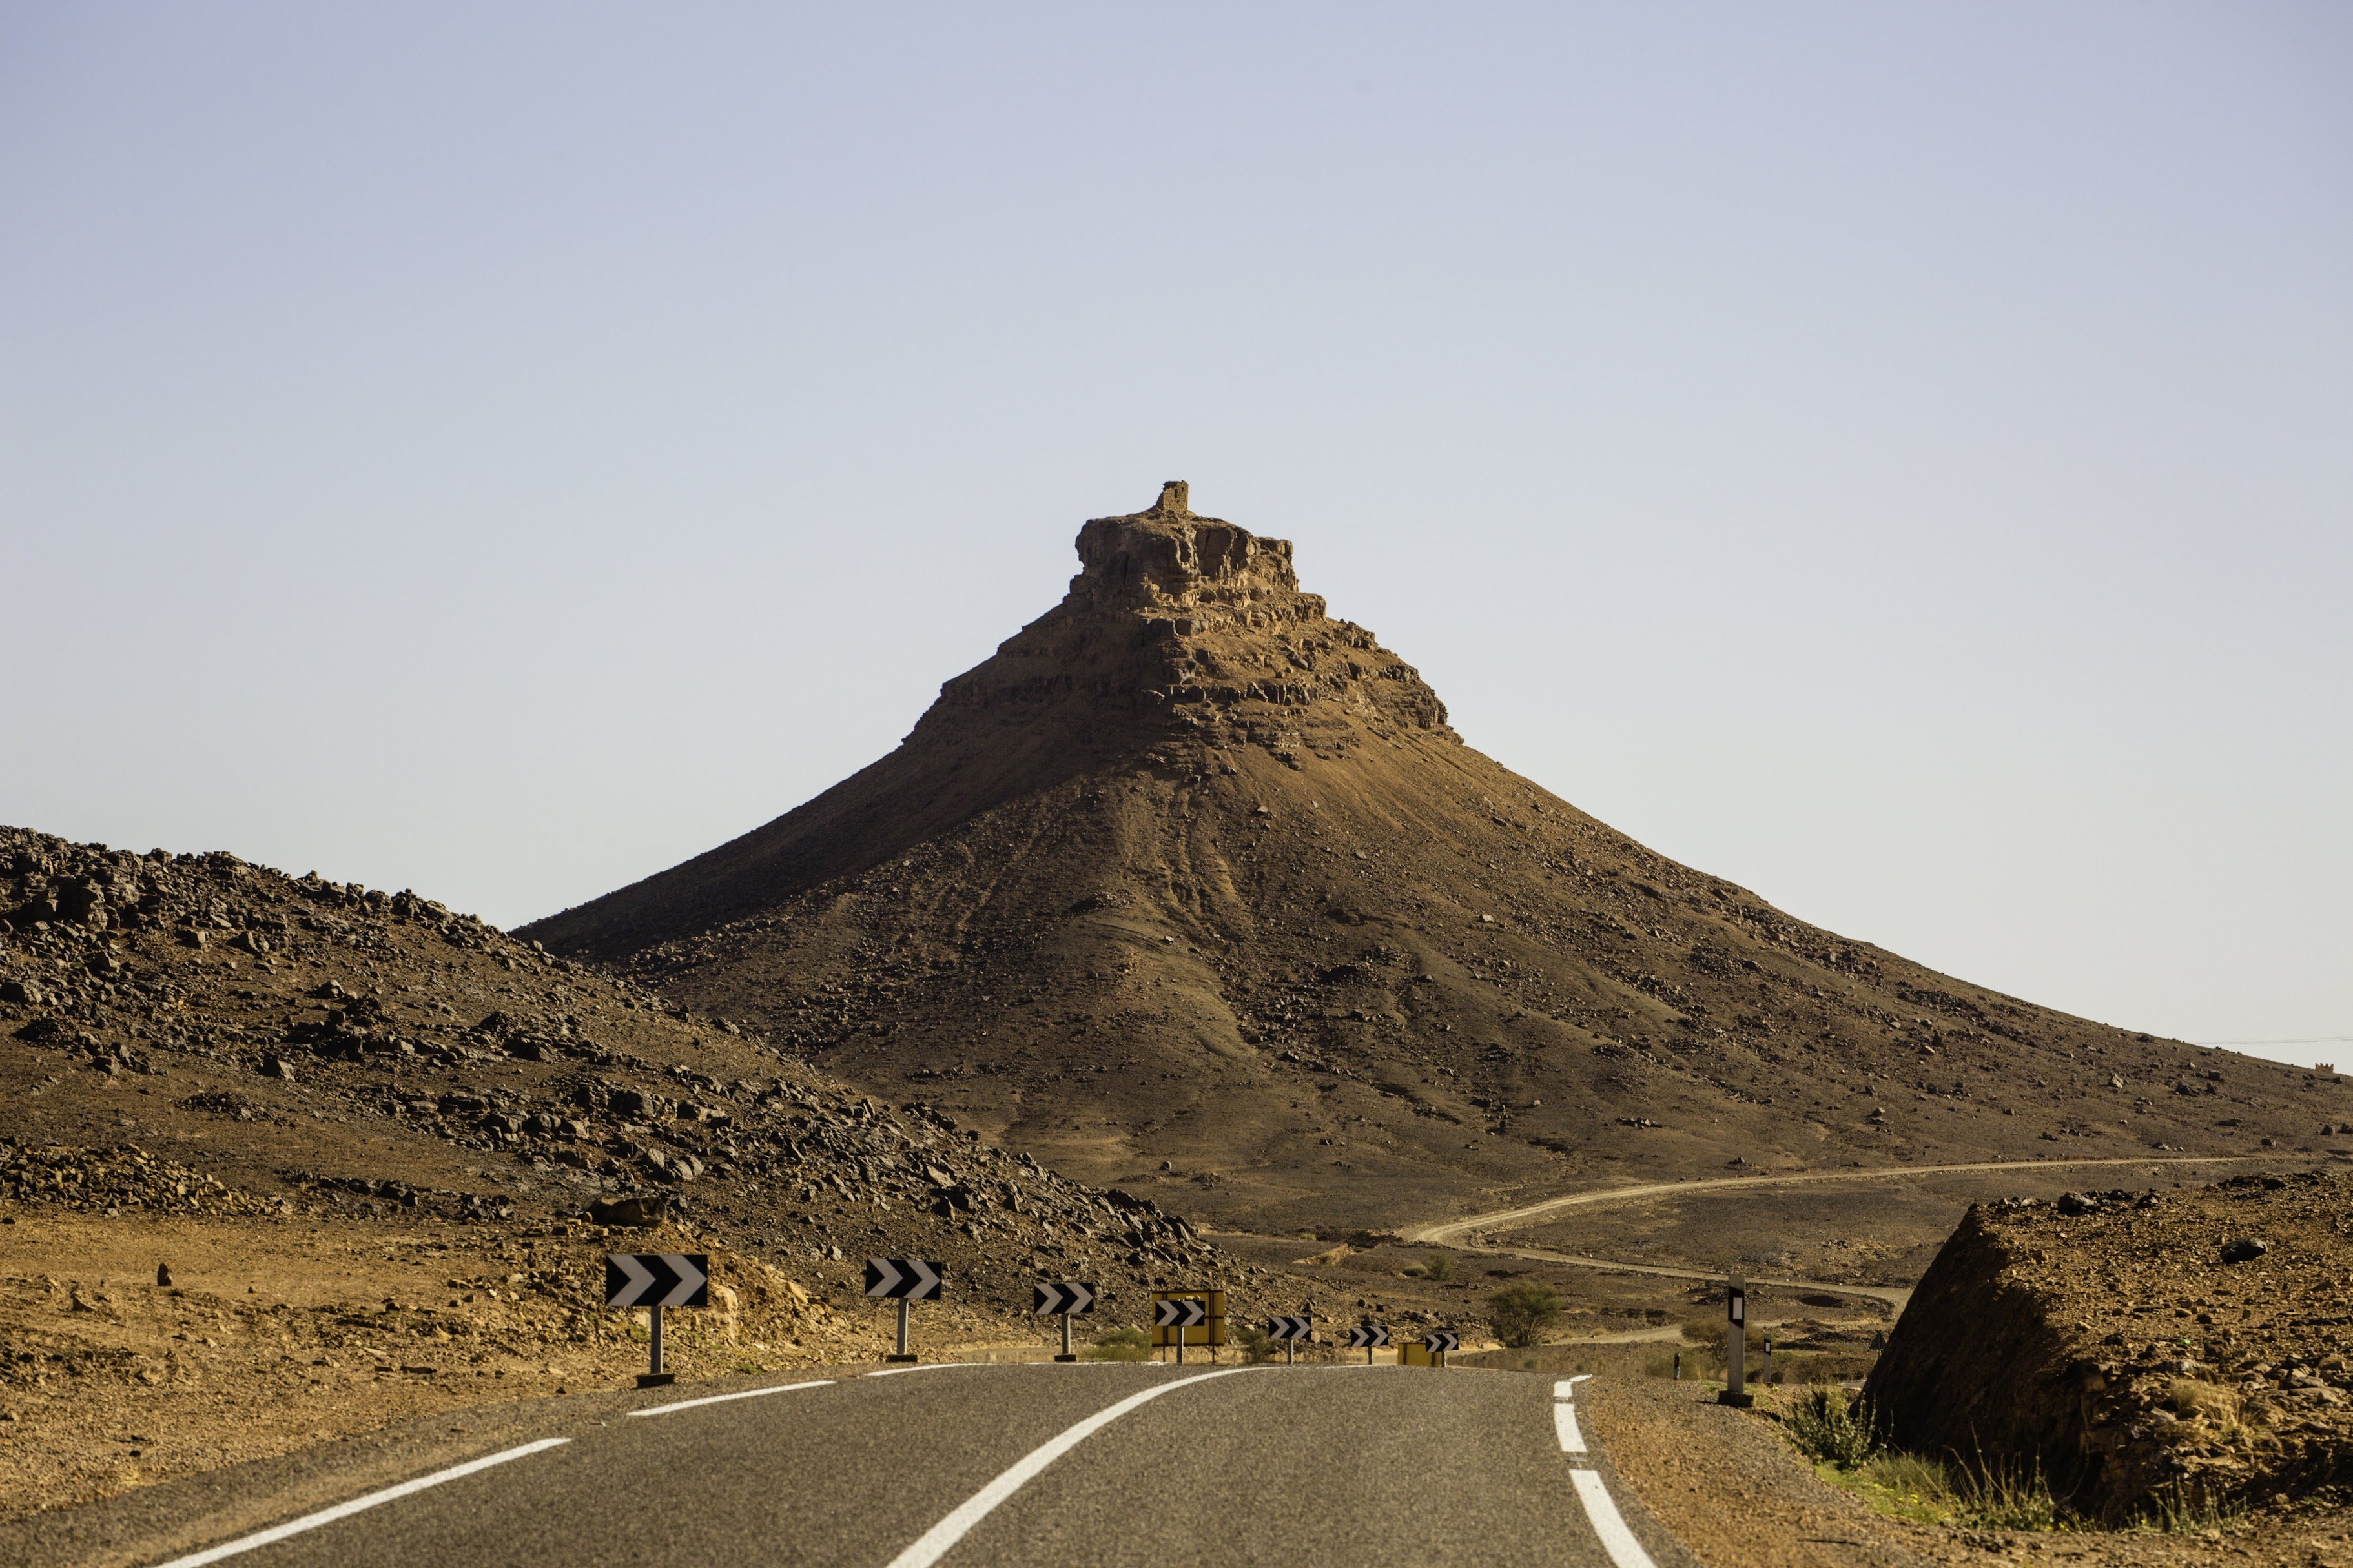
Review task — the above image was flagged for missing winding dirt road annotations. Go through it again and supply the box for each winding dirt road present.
[1403,1154,2258,1314]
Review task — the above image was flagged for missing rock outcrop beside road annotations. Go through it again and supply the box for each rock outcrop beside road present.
[1865,1171,2353,1523]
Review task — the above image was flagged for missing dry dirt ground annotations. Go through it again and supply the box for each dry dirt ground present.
[522,483,2334,1235]
[1588,1376,2353,1568]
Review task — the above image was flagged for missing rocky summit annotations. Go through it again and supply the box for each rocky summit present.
[525,484,2321,1232]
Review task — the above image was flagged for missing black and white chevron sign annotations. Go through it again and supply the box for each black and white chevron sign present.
[865,1257,944,1300]
[1345,1323,1390,1349]
[1423,1331,1461,1353]
[1262,1315,1313,1341]
[1033,1282,1096,1316]
[1154,1297,1207,1329]
[604,1252,710,1309]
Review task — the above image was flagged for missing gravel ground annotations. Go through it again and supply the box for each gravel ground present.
[1586,1376,2353,1568]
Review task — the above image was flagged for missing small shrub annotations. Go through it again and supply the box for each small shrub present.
[1787,1385,1877,1469]
[1234,1324,1282,1363]
[1951,1454,2060,1531]
[1083,1327,1152,1362]
[1489,1282,1563,1348]
[2168,1377,2239,1427]
[1423,1252,1454,1283]
[2133,1481,2241,1534]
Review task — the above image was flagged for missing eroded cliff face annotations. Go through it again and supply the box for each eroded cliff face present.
[921,480,1448,742]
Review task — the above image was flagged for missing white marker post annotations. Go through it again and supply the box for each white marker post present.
[1720,1275,1752,1408]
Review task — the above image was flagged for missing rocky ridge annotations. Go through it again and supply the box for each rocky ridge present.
[0,822,1272,1316]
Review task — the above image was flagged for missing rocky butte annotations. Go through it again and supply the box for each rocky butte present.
[524,484,2321,1231]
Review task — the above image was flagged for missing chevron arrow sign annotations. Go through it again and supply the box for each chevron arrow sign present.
[604,1252,710,1309]
[865,1257,945,1300]
[1345,1323,1391,1349]
[1154,1297,1207,1329]
[1033,1282,1097,1316]
[1424,1331,1461,1353]
[1262,1315,1313,1341]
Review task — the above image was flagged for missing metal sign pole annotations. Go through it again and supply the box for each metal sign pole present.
[1060,1310,1073,1361]
[650,1304,663,1381]
[897,1296,910,1360]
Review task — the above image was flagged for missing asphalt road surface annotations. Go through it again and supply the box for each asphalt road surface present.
[138,1363,1693,1568]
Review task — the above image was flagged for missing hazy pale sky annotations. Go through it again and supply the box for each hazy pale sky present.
[3,4,2347,1067]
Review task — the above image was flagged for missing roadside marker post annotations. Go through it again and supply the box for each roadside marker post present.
[1033,1282,1096,1362]
[867,1257,944,1363]
[604,1253,710,1389]
[1346,1320,1390,1363]
[1762,1334,1773,1386]
[1719,1276,1752,1408]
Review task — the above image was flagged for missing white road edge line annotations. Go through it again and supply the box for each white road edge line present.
[1554,1376,1592,1398]
[148,1438,572,1568]
[1553,1401,1587,1452]
[885,1368,1257,1568]
[866,1363,979,1377]
[1570,1468,1659,1568]
[630,1379,834,1416]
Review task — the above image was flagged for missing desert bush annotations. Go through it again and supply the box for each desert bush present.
[1488,1282,1563,1348]
[1787,1385,1878,1469]
[1083,1327,1152,1362]
[2168,1377,2239,1427]
[1233,1324,1282,1363]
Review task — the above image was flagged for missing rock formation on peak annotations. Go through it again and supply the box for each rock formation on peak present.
[524,486,2321,1231]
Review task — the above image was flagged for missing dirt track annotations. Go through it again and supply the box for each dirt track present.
[1401,1155,2265,1312]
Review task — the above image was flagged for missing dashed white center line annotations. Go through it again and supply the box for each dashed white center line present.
[1552,1400,1587,1452]
[148,1438,571,1568]
[630,1380,833,1416]
[1570,1468,1659,1568]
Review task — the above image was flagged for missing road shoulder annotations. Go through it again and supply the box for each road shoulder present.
[1585,1377,2353,1568]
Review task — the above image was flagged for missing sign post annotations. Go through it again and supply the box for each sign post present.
[1719,1274,1753,1408]
[1762,1334,1773,1387]
[1151,1289,1221,1363]
[1155,1296,1207,1363]
[1346,1320,1390,1363]
[1262,1314,1313,1363]
[604,1252,710,1389]
[865,1257,943,1363]
[1033,1282,1097,1363]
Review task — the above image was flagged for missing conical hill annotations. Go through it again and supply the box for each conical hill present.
[524,484,2319,1231]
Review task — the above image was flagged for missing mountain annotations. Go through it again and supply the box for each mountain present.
[524,483,2323,1231]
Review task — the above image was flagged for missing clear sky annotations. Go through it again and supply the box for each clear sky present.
[3,5,2347,1067]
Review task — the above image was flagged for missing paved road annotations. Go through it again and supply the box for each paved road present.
[124,1364,1689,1568]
